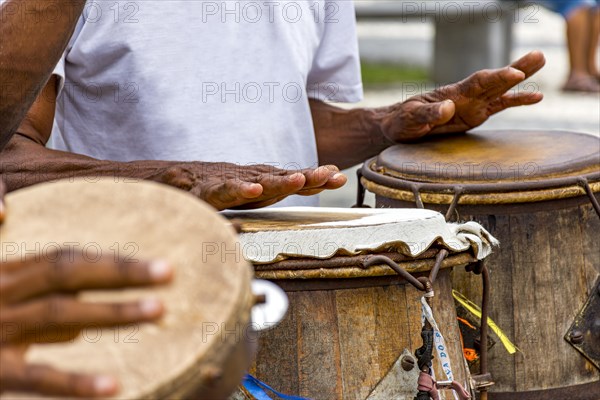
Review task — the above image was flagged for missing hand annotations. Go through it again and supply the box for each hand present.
[0,250,173,397]
[380,51,546,142]
[156,162,347,210]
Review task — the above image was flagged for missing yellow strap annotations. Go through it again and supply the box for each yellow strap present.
[452,289,519,354]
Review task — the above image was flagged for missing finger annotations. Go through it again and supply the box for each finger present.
[205,173,305,210]
[3,296,164,338]
[321,172,347,190]
[473,67,526,101]
[255,172,306,198]
[203,179,264,210]
[510,50,546,80]
[412,100,456,130]
[488,91,544,115]
[230,197,288,210]
[301,166,338,188]
[297,188,327,196]
[1,255,173,304]
[298,171,347,193]
[0,178,6,223]
[5,363,118,397]
[14,326,81,344]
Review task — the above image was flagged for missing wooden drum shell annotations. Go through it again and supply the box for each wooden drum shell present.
[374,195,600,397]
[249,254,476,400]
[361,130,600,398]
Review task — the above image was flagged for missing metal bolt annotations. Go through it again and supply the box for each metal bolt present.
[254,294,267,305]
[570,330,584,345]
[401,355,416,371]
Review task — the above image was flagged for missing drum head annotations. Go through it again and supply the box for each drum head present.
[0,179,254,399]
[376,130,600,183]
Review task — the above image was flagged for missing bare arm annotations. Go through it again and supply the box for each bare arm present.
[1,77,346,210]
[0,0,86,150]
[311,51,546,169]
[310,99,393,170]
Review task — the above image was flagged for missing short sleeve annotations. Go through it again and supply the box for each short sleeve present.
[307,0,363,103]
[52,56,66,94]
[52,16,85,95]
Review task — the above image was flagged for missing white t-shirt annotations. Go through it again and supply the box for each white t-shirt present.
[50,0,363,206]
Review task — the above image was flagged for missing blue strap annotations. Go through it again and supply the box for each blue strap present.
[242,374,312,400]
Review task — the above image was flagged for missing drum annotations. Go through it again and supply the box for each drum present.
[0,179,256,399]
[358,130,600,399]
[224,207,498,400]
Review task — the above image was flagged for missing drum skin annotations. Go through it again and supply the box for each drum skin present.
[249,257,474,400]
[0,179,255,400]
[362,130,600,398]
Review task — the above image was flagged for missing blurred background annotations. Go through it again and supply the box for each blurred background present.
[321,0,600,207]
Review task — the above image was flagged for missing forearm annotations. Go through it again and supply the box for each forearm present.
[0,134,176,191]
[310,100,392,170]
[0,134,348,211]
[0,0,85,149]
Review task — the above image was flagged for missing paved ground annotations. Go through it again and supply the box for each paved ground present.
[320,7,600,207]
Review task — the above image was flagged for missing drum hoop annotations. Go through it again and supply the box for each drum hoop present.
[361,158,600,204]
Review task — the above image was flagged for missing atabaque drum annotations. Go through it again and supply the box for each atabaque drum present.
[0,179,256,399]
[359,130,600,399]
[224,207,499,400]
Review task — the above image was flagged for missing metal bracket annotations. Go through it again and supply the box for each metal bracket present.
[565,279,600,370]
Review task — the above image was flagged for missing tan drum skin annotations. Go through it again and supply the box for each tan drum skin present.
[0,179,256,400]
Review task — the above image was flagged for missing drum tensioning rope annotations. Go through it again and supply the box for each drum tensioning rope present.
[364,251,472,400]
[355,164,600,220]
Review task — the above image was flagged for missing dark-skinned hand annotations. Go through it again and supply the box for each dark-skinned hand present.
[156,162,347,210]
[380,51,546,141]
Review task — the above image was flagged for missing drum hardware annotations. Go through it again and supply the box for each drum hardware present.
[565,279,600,370]
[366,348,422,400]
[361,202,494,400]
[401,355,417,371]
[250,280,289,332]
[365,250,474,400]
[578,177,600,217]
[470,373,494,390]
[356,165,600,219]
[352,169,372,208]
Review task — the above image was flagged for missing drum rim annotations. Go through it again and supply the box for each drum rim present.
[361,157,600,205]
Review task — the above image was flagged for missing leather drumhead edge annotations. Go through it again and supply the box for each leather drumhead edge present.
[0,179,254,399]
[375,130,600,183]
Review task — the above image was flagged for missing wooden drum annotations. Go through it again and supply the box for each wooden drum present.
[0,179,256,399]
[225,207,498,400]
[359,130,600,399]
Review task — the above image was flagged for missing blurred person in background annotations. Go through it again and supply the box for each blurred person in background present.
[539,0,600,92]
